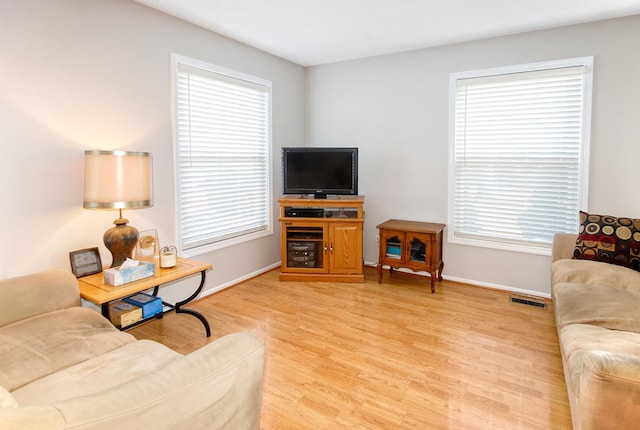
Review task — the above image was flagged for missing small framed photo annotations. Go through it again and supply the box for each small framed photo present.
[69,247,102,277]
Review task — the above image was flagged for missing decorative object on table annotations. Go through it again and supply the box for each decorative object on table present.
[160,245,178,268]
[103,258,155,286]
[124,292,163,318]
[135,229,159,262]
[83,150,153,268]
[69,247,102,277]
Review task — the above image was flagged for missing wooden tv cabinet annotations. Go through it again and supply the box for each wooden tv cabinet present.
[278,196,364,282]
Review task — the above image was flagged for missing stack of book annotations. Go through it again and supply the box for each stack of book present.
[109,293,162,328]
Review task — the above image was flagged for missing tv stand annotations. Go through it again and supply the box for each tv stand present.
[278,196,364,282]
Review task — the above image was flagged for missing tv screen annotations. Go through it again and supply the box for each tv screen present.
[282,147,358,198]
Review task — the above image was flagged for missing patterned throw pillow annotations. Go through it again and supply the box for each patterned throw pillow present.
[574,211,640,271]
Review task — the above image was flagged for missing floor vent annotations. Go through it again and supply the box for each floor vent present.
[509,294,547,310]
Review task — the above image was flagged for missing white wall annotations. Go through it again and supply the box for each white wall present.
[2,2,638,299]
[305,15,640,296]
[0,0,305,298]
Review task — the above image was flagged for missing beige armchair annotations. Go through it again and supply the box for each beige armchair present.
[0,270,265,429]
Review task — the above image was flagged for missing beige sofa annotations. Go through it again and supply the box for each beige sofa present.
[0,269,265,429]
[552,233,640,430]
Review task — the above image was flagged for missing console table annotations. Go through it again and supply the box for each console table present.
[376,219,445,293]
[78,257,212,336]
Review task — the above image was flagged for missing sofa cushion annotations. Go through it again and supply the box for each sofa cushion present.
[0,307,135,391]
[12,340,181,406]
[559,324,640,398]
[0,269,80,328]
[0,386,18,409]
[574,211,640,271]
[552,258,640,296]
[554,283,640,331]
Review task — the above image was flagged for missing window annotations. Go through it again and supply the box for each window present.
[449,57,592,254]
[172,54,272,255]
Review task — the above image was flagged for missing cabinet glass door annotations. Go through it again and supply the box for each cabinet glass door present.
[383,234,403,261]
[409,236,427,264]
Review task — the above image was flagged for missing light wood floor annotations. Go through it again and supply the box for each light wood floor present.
[129,267,572,429]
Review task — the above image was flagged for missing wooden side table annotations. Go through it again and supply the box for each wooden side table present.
[376,219,445,293]
[78,257,212,336]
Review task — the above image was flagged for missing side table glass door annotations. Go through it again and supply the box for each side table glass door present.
[409,235,428,265]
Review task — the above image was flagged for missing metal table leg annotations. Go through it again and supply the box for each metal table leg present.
[173,270,211,337]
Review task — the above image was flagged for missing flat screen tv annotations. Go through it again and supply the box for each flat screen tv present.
[282,147,358,199]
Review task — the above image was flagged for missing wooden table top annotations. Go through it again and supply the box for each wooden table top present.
[78,257,212,305]
[376,219,446,234]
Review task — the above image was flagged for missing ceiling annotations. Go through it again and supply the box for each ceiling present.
[135,0,640,66]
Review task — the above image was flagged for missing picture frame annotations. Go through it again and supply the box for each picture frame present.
[69,247,102,278]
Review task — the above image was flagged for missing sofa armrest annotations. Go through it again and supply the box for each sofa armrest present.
[0,332,265,430]
[578,350,640,430]
[552,233,577,263]
[0,270,80,328]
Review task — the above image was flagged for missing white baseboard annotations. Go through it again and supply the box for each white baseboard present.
[200,261,551,300]
[199,262,281,298]
[364,261,550,299]
[440,274,550,299]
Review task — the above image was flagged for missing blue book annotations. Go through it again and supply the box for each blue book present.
[124,292,162,318]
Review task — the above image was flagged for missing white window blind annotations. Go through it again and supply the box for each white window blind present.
[173,56,272,254]
[449,58,592,253]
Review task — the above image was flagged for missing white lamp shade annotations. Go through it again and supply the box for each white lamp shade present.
[83,150,153,209]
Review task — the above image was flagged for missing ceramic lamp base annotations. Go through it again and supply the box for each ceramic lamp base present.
[104,217,139,267]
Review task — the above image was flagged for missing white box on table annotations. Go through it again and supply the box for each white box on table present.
[103,262,155,286]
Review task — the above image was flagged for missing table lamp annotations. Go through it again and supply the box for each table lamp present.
[83,150,153,267]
